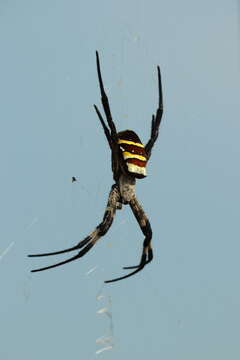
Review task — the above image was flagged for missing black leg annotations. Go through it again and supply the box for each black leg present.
[29,185,121,272]
[96,51,117,137]
[105,195,153,283]
[94,104,112,149]
[123,219,153,269]
[145,65,163,159]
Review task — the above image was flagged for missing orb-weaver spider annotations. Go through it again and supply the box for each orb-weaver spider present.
[29,51,163,283]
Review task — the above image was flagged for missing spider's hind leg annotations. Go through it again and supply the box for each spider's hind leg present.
[104,195,153,283]
[123,218,153,269]
[28,184,121,272]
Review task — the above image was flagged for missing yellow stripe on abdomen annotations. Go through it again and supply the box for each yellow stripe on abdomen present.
[118,139,144,148]
[122,151,147,161]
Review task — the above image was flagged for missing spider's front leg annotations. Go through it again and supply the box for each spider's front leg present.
[28,184,121,272]
[145,65,163,159]
[105,195,153,283]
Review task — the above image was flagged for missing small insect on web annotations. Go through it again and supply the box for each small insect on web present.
[28,51,163,283]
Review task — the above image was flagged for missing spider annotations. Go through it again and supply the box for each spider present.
[28,51,163,283]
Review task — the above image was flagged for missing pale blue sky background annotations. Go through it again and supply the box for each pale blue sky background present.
[0,1,240,359]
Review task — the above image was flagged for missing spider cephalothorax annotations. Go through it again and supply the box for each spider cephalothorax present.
[29,51,163,283]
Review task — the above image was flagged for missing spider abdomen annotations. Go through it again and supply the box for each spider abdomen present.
[117,130,147,178]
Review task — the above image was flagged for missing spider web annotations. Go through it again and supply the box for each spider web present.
[95,285,114,355]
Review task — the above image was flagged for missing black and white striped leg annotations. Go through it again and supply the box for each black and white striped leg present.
[105,195,153,283]
[29,185,121,272]
[122,220,153,270]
